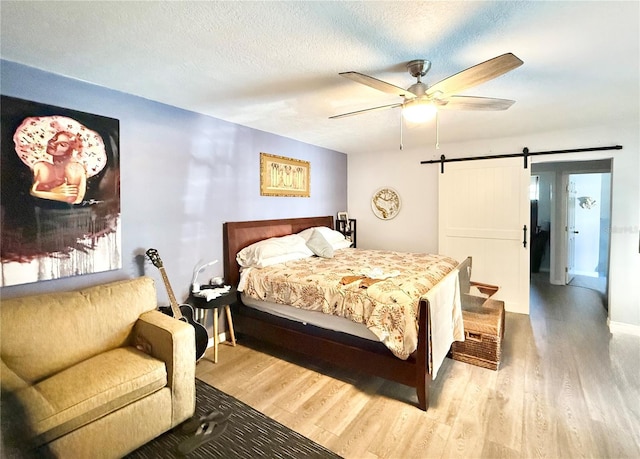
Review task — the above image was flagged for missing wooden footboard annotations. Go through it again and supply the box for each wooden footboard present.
[222,216,470,410]
[230,294,433,409]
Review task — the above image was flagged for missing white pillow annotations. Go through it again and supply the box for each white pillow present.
[332,239,353,250]
[298,226,346,244]
[237,234,313,268]
[251,252,311,268]
[306,229,334,258]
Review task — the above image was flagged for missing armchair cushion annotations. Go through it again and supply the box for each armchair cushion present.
[0,360,29,392]
[24,347,166,445]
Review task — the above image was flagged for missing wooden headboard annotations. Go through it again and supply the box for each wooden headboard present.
[223,216,334,287]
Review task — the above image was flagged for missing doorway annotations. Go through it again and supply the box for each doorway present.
[567,172,610,295]
[530,160,612,306]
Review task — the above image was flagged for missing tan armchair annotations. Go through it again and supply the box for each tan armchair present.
[1,277,196,458]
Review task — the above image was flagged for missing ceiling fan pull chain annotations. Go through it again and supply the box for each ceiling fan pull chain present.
[399,111,404,150]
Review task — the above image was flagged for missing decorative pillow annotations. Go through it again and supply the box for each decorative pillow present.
[298,226,346,244]
[237,234,313,268]
[305,229,334,258]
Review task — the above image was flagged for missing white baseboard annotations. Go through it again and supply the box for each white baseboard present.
[205,332,229,349]
[608,319,640,336]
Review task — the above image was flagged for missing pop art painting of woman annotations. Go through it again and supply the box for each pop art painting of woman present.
[1,96,120,286]
[14,116,107,205]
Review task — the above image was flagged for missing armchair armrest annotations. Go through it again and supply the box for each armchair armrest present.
[133,310,195,426]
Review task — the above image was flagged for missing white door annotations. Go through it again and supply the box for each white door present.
[565,177,577,284]
[439,158,530,314]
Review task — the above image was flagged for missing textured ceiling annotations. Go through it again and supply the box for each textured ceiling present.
[1,1,638,155]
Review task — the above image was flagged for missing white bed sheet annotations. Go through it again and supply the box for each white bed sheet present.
[240,293,380,341]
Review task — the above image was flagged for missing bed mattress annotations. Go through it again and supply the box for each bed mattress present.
[240,293,380,341]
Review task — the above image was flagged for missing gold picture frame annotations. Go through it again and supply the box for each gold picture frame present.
[260,152,310,197]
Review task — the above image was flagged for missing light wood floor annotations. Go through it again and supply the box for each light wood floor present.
[196,274,640,458]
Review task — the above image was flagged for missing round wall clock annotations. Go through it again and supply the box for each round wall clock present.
[371,187,401,220]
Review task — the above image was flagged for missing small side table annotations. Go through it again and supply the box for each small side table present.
[335,218,356,247]
[189,287,237,363]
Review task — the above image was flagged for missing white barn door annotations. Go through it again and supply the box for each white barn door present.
[439,158,530,314]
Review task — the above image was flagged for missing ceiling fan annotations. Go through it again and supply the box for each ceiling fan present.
[330,53,523,123]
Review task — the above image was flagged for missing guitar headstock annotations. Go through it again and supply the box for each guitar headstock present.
[146,248,163,268]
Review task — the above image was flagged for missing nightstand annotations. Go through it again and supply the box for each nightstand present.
[189,286,237,363]
[336,218,356,247]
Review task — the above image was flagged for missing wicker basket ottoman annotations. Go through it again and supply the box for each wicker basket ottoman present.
[451,295,505,370]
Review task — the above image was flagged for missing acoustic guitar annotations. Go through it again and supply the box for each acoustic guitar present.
[146,248,209,361]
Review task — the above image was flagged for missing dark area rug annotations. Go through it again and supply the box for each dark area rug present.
[126,379,342,458]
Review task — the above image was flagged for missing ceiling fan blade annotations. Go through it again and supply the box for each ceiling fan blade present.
[427,53,523,97]
[339,72,412,98]
[438,95,516,111]
[329,102,402,119]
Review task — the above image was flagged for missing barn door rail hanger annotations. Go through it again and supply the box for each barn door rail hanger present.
[421,145,623,174]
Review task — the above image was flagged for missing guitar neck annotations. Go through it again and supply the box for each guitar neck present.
[158,266,183,320]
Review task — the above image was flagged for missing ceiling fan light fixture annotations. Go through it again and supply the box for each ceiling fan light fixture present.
[402,99,437,123]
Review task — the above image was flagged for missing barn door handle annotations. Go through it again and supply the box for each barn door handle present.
[523,225,527,248]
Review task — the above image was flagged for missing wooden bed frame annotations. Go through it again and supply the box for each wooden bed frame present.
[223,215,471,410]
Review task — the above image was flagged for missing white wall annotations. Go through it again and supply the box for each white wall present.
[348,122,640,330]
[572,173,605,276]
[347,148,440,253]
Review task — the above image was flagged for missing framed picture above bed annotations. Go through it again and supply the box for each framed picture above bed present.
[259,152,310,197]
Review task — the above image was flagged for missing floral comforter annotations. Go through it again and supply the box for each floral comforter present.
[240,248,460,360]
